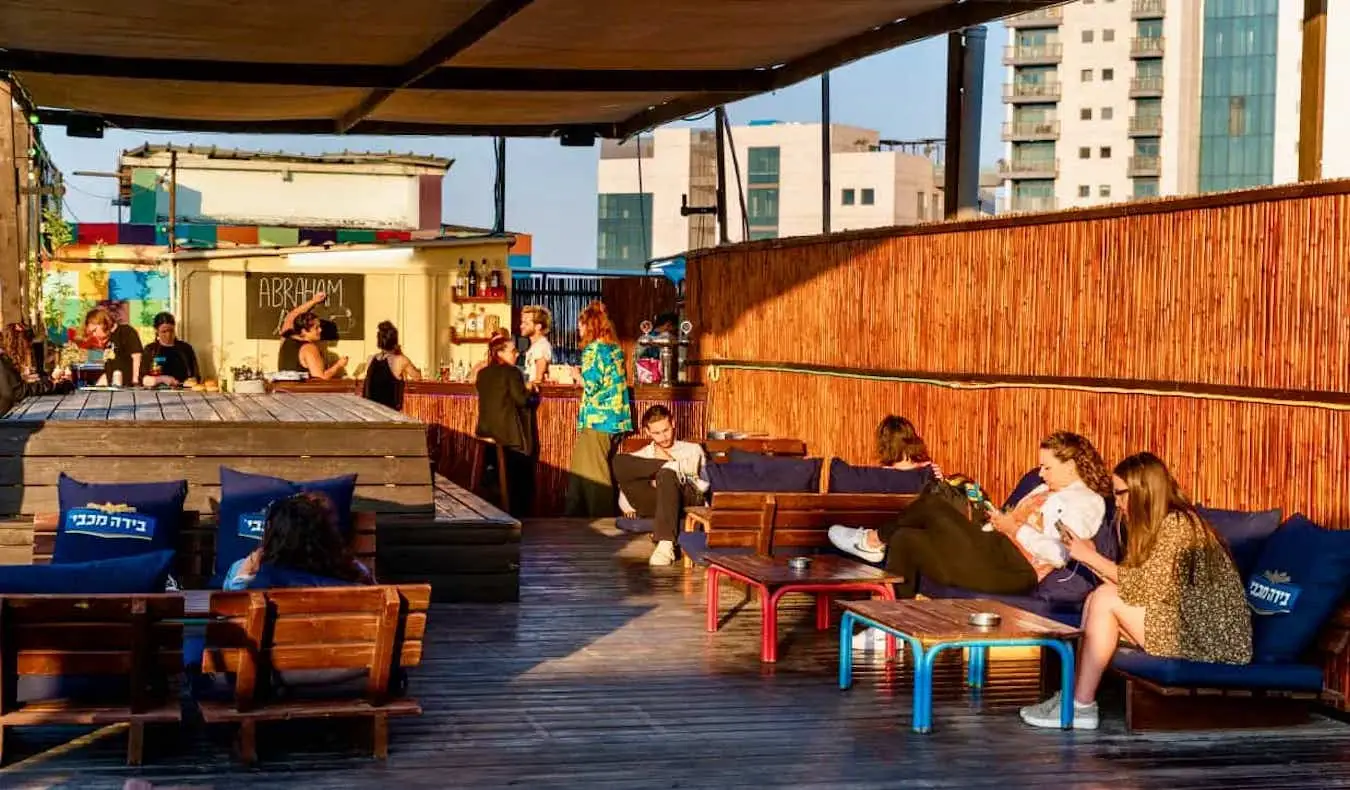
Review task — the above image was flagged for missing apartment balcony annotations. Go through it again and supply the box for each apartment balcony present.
[1004,81,1063,103]
[1005,7,1063,27]
[999,158,1060,179]
[1129,75,1164,98]
[1128,155,1161,177]
[1131,37,1165,58]
[1003,43,1063,66]
[1002,120,1061,141]
[1132,0,1165,19]
[1128,115,1163,136]
[1010,196,1058,213]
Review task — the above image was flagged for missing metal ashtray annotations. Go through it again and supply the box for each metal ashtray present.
[787,557,813,571]
[968,612,1002,628]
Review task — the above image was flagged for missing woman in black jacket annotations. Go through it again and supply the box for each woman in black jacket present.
[474,335,535,516]
[0,323,72,415]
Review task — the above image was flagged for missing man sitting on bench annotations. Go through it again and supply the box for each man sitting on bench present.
[613,405,708,566]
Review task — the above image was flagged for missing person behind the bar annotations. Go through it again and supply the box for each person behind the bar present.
[613,404,708,566]
[637,311,679,360]
[519,305,554,385]
[139,312,199,387]
[363,321,421,410]
[277,291,347,379]
[0,322,72,414]
[474,334,536,516]
[1020,452,1251,731]
[85,307,142,387]
[564,300,632,517]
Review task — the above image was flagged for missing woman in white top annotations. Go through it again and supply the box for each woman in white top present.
[831,431,1110,598]
[519,305,553,386]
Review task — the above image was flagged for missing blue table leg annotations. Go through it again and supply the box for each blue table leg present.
[839,612,855,690]
[966,645,987,689]
[912,643,934,733]
[1050,640,1076,729]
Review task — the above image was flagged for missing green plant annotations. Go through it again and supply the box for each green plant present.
[32,205,73,335]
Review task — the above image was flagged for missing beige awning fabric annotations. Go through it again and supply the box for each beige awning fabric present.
[0,0,1059,138]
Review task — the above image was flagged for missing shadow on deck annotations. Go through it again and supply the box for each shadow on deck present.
[6,519,1350,789]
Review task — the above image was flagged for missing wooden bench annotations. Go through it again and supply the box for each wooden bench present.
[0,593,185,765]
[697,492,916,662]
[26,510,378,589]
[198,584,431,764]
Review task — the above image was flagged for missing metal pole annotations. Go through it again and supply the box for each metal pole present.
[1299,0,1328,181]
[959,26,987,214]
[493,136,507,233]
[821,72,831,234]
[942,31,964,219]
[714,106,729,244]
[167,149,177,253]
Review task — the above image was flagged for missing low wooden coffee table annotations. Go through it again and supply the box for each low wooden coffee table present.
[705,554,903,663]
[837,598,1081,733]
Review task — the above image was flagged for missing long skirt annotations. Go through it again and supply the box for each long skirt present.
[565,427,619,517]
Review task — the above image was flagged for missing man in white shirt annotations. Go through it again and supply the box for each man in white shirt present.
[612,405,708,566]
[519,305,553,385]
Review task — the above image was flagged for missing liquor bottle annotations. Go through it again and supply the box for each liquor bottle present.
[453,259,465,298]
[466,308,480,338]
[467,260,479,298]
[488,266,501,296]
[454,307,466,339]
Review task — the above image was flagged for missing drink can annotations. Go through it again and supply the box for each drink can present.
[112,370,123,387]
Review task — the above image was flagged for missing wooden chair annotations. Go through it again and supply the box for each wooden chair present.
[198,584,431,764]
[28,511,379,588]
[0,594,185,765]
[467,437,511,512]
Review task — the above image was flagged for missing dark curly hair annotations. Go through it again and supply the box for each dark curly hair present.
[1040,431,1112,498]
[260,493,362,583]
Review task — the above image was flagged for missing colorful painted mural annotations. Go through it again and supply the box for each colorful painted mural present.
[42,261,171,347]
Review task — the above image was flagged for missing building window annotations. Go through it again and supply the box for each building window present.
[747,147,780,185]
[861,188,875,206]
[842,188,856,205]
[1133,178,1160,198]
[916,192,926,219]
[1099,185,1112,198]
[1100,146,1112,158]
[1102,107,1114,120]
[1081,107,1093,120]
[1081,69,1093,82]
[1078,185,1090,198]
[747,187,779,237]
[1198,1,1277,193]
[1102,68,1115,81]
[1079,147,1091,159]
[596,193,652,269]
[1082,30,1094,43]
[1228,96,1247,136]
[1103,29,1115,42]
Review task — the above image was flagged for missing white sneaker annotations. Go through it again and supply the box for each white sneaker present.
[1019,691,1099,730]
[828,525,885,563]
[649,540,676,566]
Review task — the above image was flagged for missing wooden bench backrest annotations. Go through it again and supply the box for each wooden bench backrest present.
[31,511,378,589]
[0,594,185,714]
[617,436,808,463]
[704,492,917,555]
[201,584,431,710]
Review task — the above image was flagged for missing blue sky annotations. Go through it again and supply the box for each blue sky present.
[42,24,1007,269]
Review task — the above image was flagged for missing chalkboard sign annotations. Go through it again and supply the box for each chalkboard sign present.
[245,272,365,340]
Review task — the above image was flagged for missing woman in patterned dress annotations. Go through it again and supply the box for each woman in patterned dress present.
[564,301,633,517]
[1020,451,1251,730]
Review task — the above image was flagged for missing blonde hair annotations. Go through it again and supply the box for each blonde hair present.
[84,307,115,332]
[1115,452,1230,570]
[522,305,552,334]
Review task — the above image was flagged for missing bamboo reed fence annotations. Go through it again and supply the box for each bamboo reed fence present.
[687,183,1350,529]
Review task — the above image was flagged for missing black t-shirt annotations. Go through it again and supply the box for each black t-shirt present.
[101,324,143,386]
[140,340,199,383]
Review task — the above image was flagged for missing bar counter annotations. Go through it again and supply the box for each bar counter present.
[402,382,707,517]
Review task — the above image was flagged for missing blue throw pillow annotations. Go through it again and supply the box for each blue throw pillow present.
[827,458,931,494]
[1003,468,1043,510]
[1247,514,1350,663]
[52,475,188,565]
[1197,506,1283,579]
[248,563,357,590]
[0,550,175,594]
[706,458,820,493]
[213,468,359,581]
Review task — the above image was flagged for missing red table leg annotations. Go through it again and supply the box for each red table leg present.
[762,585,780,662]
[875,584,898,661]
[705,565,722,632]
[815,594,832,630]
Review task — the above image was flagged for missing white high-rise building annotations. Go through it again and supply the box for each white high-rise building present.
[1002,0,1350,212]
[595,123,965,269]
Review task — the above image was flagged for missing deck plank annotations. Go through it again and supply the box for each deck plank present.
[106,390,136,421]
[132,389,163,421]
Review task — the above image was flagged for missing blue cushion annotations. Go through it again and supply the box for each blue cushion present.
[1247,514,1350,663]
[1198,506,1282,579]
[615,517,655,534]
[0,550,175,594]
[52,475,187,564]
[1003,469,1044,510]
[827,459,932,494]
[1111,647,1323,691]
[706,458,821,493]
[214,467,358,580]
[247,563,356,589]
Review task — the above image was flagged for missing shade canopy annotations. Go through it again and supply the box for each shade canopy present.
[1,0,1056,139]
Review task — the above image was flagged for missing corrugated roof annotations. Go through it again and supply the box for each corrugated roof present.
[121,143,451,169]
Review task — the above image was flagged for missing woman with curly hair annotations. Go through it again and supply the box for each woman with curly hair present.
[0,322,72,415]
[225,493,373,590]
[564,300,632,517]
[832,431,1110,599]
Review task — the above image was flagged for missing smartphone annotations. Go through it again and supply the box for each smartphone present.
[1054,519,1073,541]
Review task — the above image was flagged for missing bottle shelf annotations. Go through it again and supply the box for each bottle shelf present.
[454,295,510,304]
[451,331,494,344]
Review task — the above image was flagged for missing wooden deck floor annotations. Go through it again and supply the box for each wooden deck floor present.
[7,519,1350,789]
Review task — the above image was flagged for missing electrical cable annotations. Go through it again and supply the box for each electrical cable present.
[635,131,650,262]
[721,113,750,240]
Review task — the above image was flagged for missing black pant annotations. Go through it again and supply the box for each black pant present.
[484,445,536,519]
[612,454,703,542]
[880,493,1037,599]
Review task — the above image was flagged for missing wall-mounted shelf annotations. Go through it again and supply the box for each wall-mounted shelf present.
[451,331,494,344]
[454,295,510,304]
